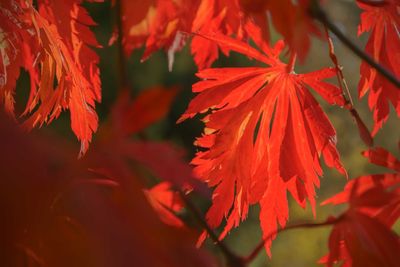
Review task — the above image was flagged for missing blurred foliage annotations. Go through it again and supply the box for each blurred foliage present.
[13,0,399,266]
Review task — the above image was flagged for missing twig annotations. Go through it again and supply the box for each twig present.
[324,26,373,147]
[115,0,129,90]
[115,0,147,140]
[243,217,343,264]
[324,26,354,106]
[309,0,400,89]
[356,0,388,7]
[177,190,245,267]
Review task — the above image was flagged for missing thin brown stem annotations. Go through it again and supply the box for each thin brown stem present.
[309,0,400,89]
[324,26,354,106]
[243,217,342,264]
[177,190,245,267]
[323,26,373,146]
[115,0,146,141]
[115,0,129,90]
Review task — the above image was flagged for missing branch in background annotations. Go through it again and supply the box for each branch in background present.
[115,0,129,90]
[243,217,343,265]
[356,0,388,7]
[309,0,400,89]
[177,190,246,267]
[115,0,147,141]
[324,26,373,147]
[324,27,354,107]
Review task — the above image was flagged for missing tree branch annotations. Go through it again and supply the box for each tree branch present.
[243,217,342,265]
[324,26,373,147]
[309,0,400,89]
[356,0,387,7]
[177,190,245,267]
[115,0,129,90]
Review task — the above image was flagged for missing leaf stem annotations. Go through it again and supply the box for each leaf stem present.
[287,53,297,73]
[177,190,245,267]
[323,26,373,147]
[309,0,400,89]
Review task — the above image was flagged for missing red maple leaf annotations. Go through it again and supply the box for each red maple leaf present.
[119,0,154,54]
[122,0,268,69]
[0,0,101,156]
[121,0,199,68]
[178,33,346,255]
[357,0,400,135]
[190,0,267,69]
[0,0,40,116]
[239,0,320,61]
[0,112,215,267]
[110,86,179,136]
[121,0,320,69]
[362,146,400,172]
[320,147,400,267]
[93,87,209,196]
[144,182,185,227]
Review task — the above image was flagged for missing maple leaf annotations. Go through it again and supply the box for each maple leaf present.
[83,86,210,232]
[190,0,224,70]
[178,33,346,255]
[144,182,185,227]
[190,0,265,69]
[0,112,216,267]
[357,0,400,135]
[110,86,179,136]
[319,211,400,267]
[121,0,199,67]
[121,0,321,70]
[320,147,400,267]
[362,146,400,172]
[119,0,154,54]
[122,0,268,69]
[239,0,320,61]
[94,87,209,196]
[0,0,40,116]
[0,0,101,156]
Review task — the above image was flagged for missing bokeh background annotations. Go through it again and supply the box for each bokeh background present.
[13,0,399,266]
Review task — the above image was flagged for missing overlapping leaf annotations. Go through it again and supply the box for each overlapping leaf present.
[239,0,320,60]
[320,147,400,267]
[179,33,346,254]
[0,0,39,116]
[122,0,267,69]
[122,0,322,69]
[121,0,199,66]
[357,0,400,135]
[0,112,215,267]
[144,182,185,227]
[0,0,101,156]
[94,87,209,196]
